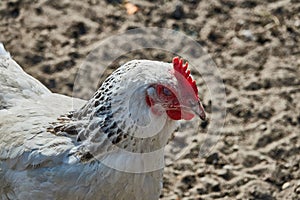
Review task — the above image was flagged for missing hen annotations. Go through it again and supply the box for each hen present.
[0,43,205,200]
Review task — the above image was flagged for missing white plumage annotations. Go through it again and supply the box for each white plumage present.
[0,43,205,199]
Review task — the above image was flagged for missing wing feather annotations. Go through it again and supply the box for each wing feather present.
[0,43,86,172]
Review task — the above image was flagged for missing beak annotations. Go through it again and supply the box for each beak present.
[191,98,206,121]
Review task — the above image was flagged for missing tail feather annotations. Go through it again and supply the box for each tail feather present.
[0,43,51,106]
[0,43,10,57]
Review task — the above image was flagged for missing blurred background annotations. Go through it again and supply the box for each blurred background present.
[0,0,300,199]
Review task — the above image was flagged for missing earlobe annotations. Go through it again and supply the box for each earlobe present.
[145,87,155,107]
[150,104,165,116]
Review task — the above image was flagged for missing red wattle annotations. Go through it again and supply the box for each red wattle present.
[166,110,195,120]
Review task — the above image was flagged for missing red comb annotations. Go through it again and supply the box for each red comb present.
[172,57,198,96]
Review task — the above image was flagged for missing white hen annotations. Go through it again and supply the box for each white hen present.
[0,43,205,200]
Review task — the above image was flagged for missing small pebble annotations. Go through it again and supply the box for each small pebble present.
[259,124,267,131]
[295,186,300,194]
[233,144,239,151]
[239,29,255,41]
[282,182,291,190]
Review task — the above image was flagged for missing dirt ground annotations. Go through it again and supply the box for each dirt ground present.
[1,0,300,199]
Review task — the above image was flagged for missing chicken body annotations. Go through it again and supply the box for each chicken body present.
[0,44,179,200]
[0,43,204,199]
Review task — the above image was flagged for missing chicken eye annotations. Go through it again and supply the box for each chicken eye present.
[162,87,172,96]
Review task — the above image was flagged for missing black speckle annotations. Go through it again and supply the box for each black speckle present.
[95,92,101,99]
[112,135,122,144]
[80,152,94,162]
[63,125,78,135]
[99,96,105,101]
[94,101,100,107]
[89,115,94,121]
[98,106,106,112]
[108,132,114,138]
[117,129,123,135]
[110,122,117,129]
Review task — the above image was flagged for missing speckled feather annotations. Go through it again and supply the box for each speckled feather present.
[0,44,181,200]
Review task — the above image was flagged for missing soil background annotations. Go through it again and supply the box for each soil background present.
[1,0,300,199]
